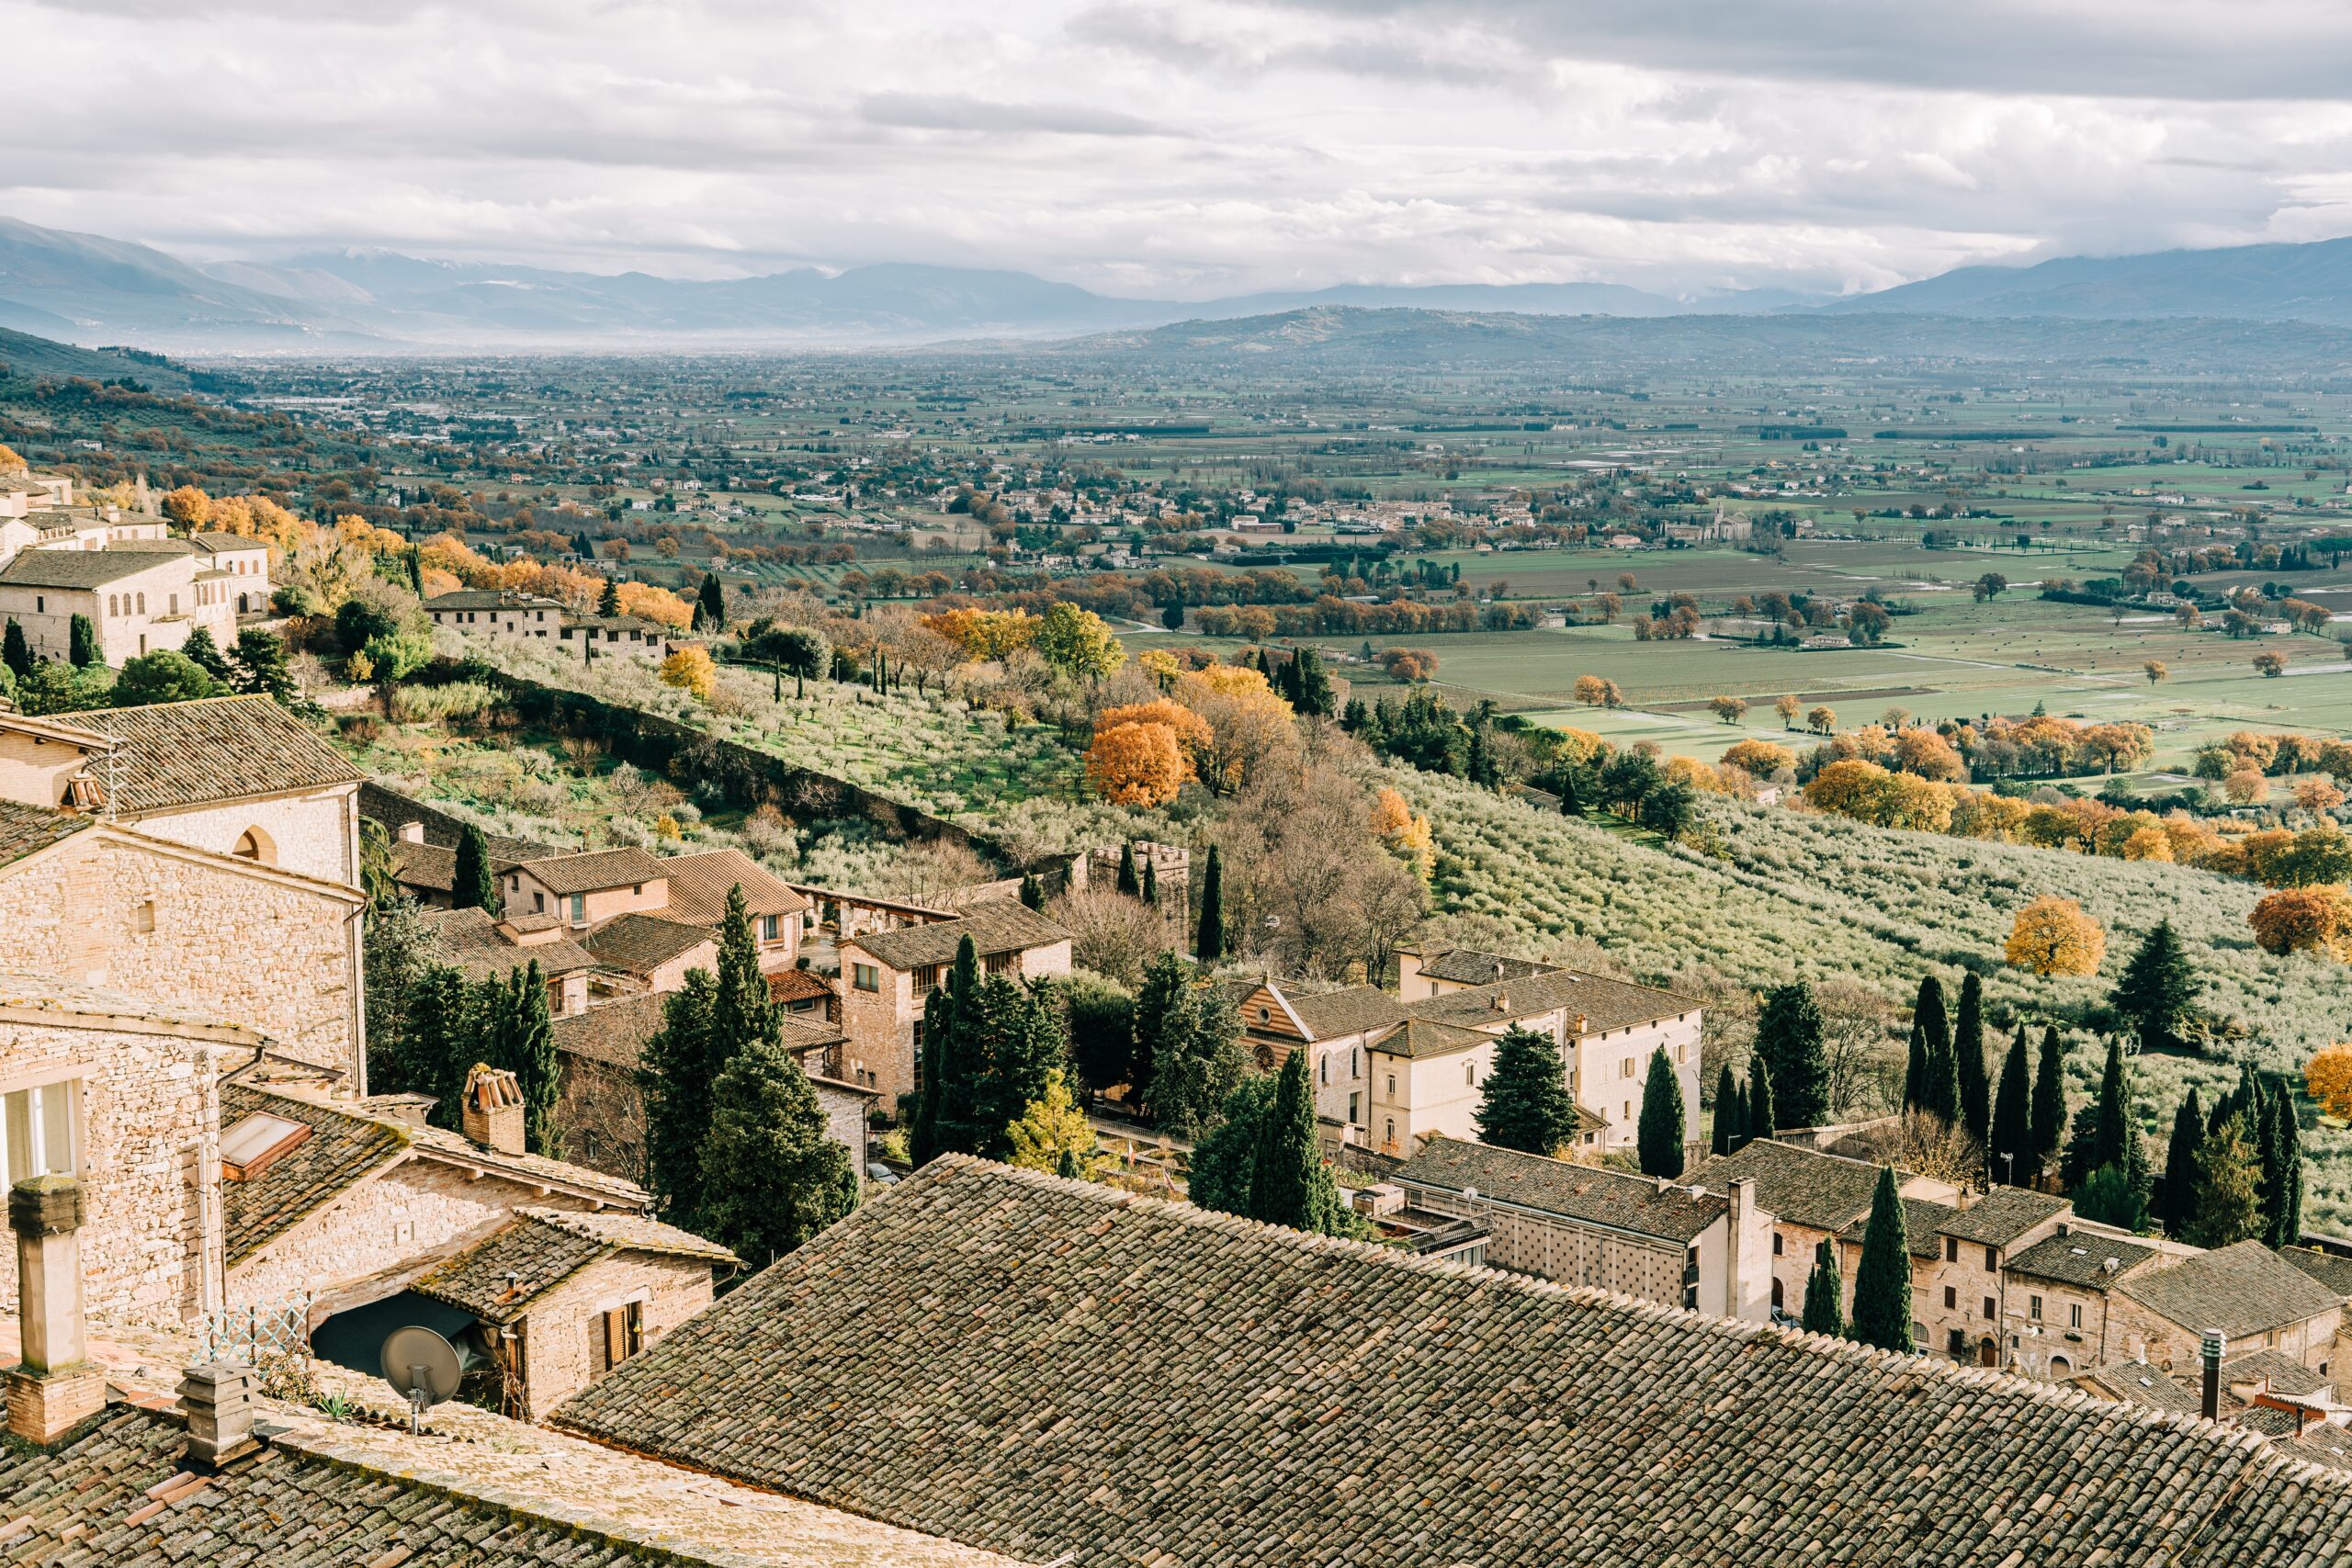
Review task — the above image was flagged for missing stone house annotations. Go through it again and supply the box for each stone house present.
[1224,977,1396,1130]
[409,1207,736,1421]
[497,846,806,973]
[1903,1185,2072,1365]
[555,614,673,660]
[187,531,273,614]
[1683,1138,1959,1321]
[1392,1134,1774,1321]
[1394,943,1560,1000]
[0,540,245,667]
[424,589,567,639]
[420,906,607,1017]
[2108,1240,2346,1378]
[1997,1226,2165,1380]
[837,902,1072,1108]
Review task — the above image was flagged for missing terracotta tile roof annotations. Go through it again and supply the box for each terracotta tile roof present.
[554,1156,2352,1568]
[2225,1348,2332,1399]
[2006,1229,2161,1291]
[418,905,600,980]
[425,589,565,611]
[2077,1358,2201,1415]
[2279,1245,2352,1299]
[413,1207,735,1325]
[847,901,1069,972]
[1413,945,1561,987]
[218,1081,408,1265]
[1283,985,1407,1041]
[1363,1016,1495,1059]
[2120,1240,2345,1341]
[770,967,834,1008]
[0,541,192,587]
[0,799,89,867]
[583,913,717,975]
[189,530,267,552]
[405,1122,650,1208]
[390,839,458,892]
[1403,967,1697,1035]
[77,695,362,813]
[554,992,668,1071]
[516,844,669,896]
[1396,1134,1727,1243]
[657,848,809,924]
[1935,1185,2070,1248]
[1683,1138,1892,1232]
[360,782,553,863]
[1838,1195,1962,1260]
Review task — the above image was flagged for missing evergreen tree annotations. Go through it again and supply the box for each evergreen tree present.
[707,885,782,1091]
[640,969,718,1219]
[231,628,298,705]
[1989,1024,2034,1185]
[1849,1166,1915,1352]
[1115,842,1140,897]
[1710,1064,1743,1156]
[1801,1238,1845,1337]
[1,619,28,681]
[1194,844,1226,962]
[2089,1035,2132,1177]
[2154,1088,2203,1237]
[1753,983,1827,1129]
[1295,646,1335,716]
[500,960,560,1156]
[2110,919,2199,1055]
[1475,1026,1577,1156]
[2268,1087,2304,1248]
[451,823,499,913]
[1954,972,1990,1149]
[2029,1024,2067,1186]
[1465,724,1499,788]
[1908,976,1957,1123]
[1018,873,1044,911]
[696,571,726,630]
[1902,1022,1928,1119]
[66,614,97,670]
[2256,1079,2284,1225]
[398,964,474,1128]
[1247,1049,1356,1235]
[2075,1163,2147,1232]
[911,937,985,1160]
[909,987,949,1165]
[1636,1047,1686,1179]
[1747,1053,1776,1143]
[1142,855,1159,907]
[407,548,426,597]
[1135,957,1246,1138]
[2183,1113,2265,1249]
[701,1032,859,1270]
[178,623,231,682]
[598,577,621,616]
[969,976,1070,1159]
[1186,1076,1276,1217]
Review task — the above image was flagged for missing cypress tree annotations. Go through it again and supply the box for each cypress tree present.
[1115,842,1140,897]
[2110,919,2199,1055]
[2029,1024,2066,1186]
[402,964,474,1131]
[1186,1076,1275,1218]
[1902,1022,1928,1118]
[1801,1238,1845,1337]
[179,623,231,682]
[696,571,726,630]
[1142,855,1159,907]
[1018,873,1044,911]
[1747,1053,1776,1143]
[1909,976,1958,1124]
[1954,972,1990,1149]
[66,614,97,670]
[1753,983,1826,1129]
[640,969,718,1220]
[452,823,499,913]
[974,976,1069,1159]
[701,1032,858,1270]
[2089,1035,2132,1177]
[2,619,29,681]
[598,577,621,616]
[1194,844,1226,962]
[1474,1025,1577,1156]
[2154,1087,2203,1237]
[1849,1166,1915,1352]
[501,960,560,1156]
[2256,1079,2284,1225]
[1989,1024,2033,1186]
[407,547,426,596]
[231,628,297,705]
[911,937,984,1159]
[909,987,949,1166]
[1248,1049,1351,1235]
[2268,1088,2304,1248]
[1711,1063,1742,1156]
[1637,1047,1686,1178]
[1135,960,1245,1138]
[2183,1113,2264,1249]
[708,885,782,1079]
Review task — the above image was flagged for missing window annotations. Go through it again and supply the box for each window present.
[2,1080,77,1184]
[587,1301,643,1378]
[1984,1296,1996,1321]
[1385,1074,1396,1097]
[1770,1278,1784,1311]
[219,1111,310,1180]
[984,951,1015,976]
[136,592,145,613]
[760,914,780,942]
[130,899,155,934]
[569,893,585,921]
[1771,1233,1782,1257]
[1621,1058,1634,1078]
[1384,1117,1395,1145]
[853,963,879,992]
[1943,1286,1956,1310]
[1348,1092,1360,1124]
[1985,1246,1997,1270]
[1319,1056,1329,1087]
[1464,1062,1475,1087]
[1258,1006,1270,1022]
[2029,1294,2043,1321]
[913,964,944,996]
[232,830,264,862]
[1944,1237,1958,1263]
[2069,1303,2083,1329]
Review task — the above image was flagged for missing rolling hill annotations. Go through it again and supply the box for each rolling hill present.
[0,324,193,392]
[1823,235,2352,325]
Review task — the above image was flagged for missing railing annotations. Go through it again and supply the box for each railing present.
[198,1292,313,1366]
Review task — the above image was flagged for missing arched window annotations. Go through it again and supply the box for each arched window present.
[1770,1278,1784,1312]
[2048,1354,2072,1378]
[135,592,146,614]
[232,826,276,865]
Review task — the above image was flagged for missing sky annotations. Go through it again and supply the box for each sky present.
[10,0,2352,300]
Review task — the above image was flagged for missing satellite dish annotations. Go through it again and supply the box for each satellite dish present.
[380,1325,464,1429]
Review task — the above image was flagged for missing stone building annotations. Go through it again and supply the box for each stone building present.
[1224,976,1396,1129]
[423,588,567,639]
[1683,1138,1959,1321]
[2107,1240,2346,1377]
[837,901,1072,1108]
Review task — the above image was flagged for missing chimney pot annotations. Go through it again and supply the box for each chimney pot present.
[460,1064,527,1156]
[6,1176,105,1444]
[179,1363,257,1466]
[397,820,426,844]
[2200,1329,2226,1421]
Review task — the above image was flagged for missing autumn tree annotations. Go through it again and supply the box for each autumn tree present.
[2005,896,2105,976]
[1005,1068,1108,1179]
[1709,695,1747,725]
[659,645,718,700]
[2306,1043,2352,1121]
[1807,705,1837,734]
[2143,660,2167,686]
[1035,603,1124,682]
[2255,651,2288,678]
[2249,886,2352,958]
[1774,694,1801,729]
[1721,739,1794,778]
[1572,674,1611,707]
[1085,720,1188,807]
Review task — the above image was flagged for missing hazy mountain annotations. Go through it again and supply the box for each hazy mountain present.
[0,217,374,348]
[0,323,194,391]
[1823,236,2352,325]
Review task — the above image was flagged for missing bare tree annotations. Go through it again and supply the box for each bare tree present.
[872,837,993,906]
[1816,976,1899,1119]
[1051,885,1171,987]
[1665,963,1758,1103]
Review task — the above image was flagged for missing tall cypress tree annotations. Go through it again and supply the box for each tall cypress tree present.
[2089,1035,2132,1177]
[1475,1025,1577,1156]
[1142,856,1159,907]
[2029,1024,2066,1187]
[701,1033,858,1270]
[640,969,718,1220]
[2,619,29,681]
[452,823,499,913]
[2268,1086,2304,1248]
[500,960,560,1156]
[2154,1087,2203,1237]
[402,964,474,1131]
[2184,1113,2264,1249]
[1194,844,1226,962]
[1801,1238,1845,1337]
[2256,1079,2284,1226]
[1954,972,1990,1149]
[2111,919,2199,1055]
[1989,1024,2033,1186]
[598,577,621,616]
[1902,1022,1928,1118]
[1018,873,1044,911]
[696,571,726,630]
[708,885,782,1083]
[1754,983,1826,1129]
[1711,1063,1743,1156]
[1637,1047,1686,1179]
[66,614,97,670]
[969,976,1069,1158]
[909,987,950,1166]
[911,937,984,1161]
[1909,976,1957,1124]
[1747,1053,1776,1143]
[1115,842,1140,897]
[1849,1166,1915,1352]
[1247,1049,1351,1235]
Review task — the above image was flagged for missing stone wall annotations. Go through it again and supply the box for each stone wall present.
[0,830,363,1080]
[0,1017,218,1325]
[125,784,359,890]
[1400,1181,1687,1305]
[517,1250,718,1422]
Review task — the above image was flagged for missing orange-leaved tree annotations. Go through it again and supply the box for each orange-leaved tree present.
[2249,886,2352,959]
[1084,720,1188,807]
[2306,1043,2352,1120]
[2004,896,2105,976]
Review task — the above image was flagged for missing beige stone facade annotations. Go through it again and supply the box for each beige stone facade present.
[512,1250,718,1422]
[118,784,360,889]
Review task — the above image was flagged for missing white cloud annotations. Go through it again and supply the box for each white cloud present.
[3,0,2351,298]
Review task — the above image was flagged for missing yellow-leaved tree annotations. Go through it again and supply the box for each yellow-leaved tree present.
[0,443,28,475]
[659,646,718,701]
[1005,1069,1107,1179]
[2004,896,2106,976]
[1370,785,1435,877]
[2305,1043,2352,1122]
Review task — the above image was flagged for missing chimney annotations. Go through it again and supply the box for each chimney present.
[1727,1177,1755,1322]
[179,1363,257,1466]
[2200,1329,2226,1421]
[1573,1013,1588,1038]
[461,1064,526,1156]
[397,820,426,845]
[6,1176,106,1444]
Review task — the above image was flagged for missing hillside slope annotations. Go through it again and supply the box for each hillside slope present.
[1828,235,2352,325]
[0,325,191,391]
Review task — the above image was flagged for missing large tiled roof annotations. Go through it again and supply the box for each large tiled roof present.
[1396,1134,1726,1243]
[426,589,564,611]
[418,904,599,980]
[0,966,251,1036]
[2006,1229,2161,1291]
[848,901,1069,971]
[2278,1245,2352,1299]
[78,695,363,813]
[1683,1138,1890,1232]
[1839,1195,1962,1260]
[218,1081,408,1265]
[390,839,458,892]
[2078,1358,2201,1415]
[656,847,809,924]
[413,1207,735,1325]
[1413,945,1562,987]
[1403,966,1697,1034]
[1283,984,1407,1041]
[516,844,668,896]
[189,530,267,552]
[360,781,553,863]
[406,1121,650,1208]
[0,797,87,867]
[554,991,668,1070]
[2120,1240,2345,1341]
[1363,1015,1497,1060]
[1935,1185,2071,1248]
[2225,1348,2333,1399]
[583,912,716,975]
[555,1156,2352,1568]
[0,540,191,587]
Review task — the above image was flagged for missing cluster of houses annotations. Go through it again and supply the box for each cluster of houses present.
[420,587,676,661]
[0,471,271,665]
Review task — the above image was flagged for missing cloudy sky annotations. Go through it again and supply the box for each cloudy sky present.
[10,0,2352,299]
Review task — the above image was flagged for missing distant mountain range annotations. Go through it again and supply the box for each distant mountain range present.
[13,212,2352,354]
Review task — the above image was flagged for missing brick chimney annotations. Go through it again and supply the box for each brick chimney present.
[461,1064,526,1156]
[6,1176,105,1443]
